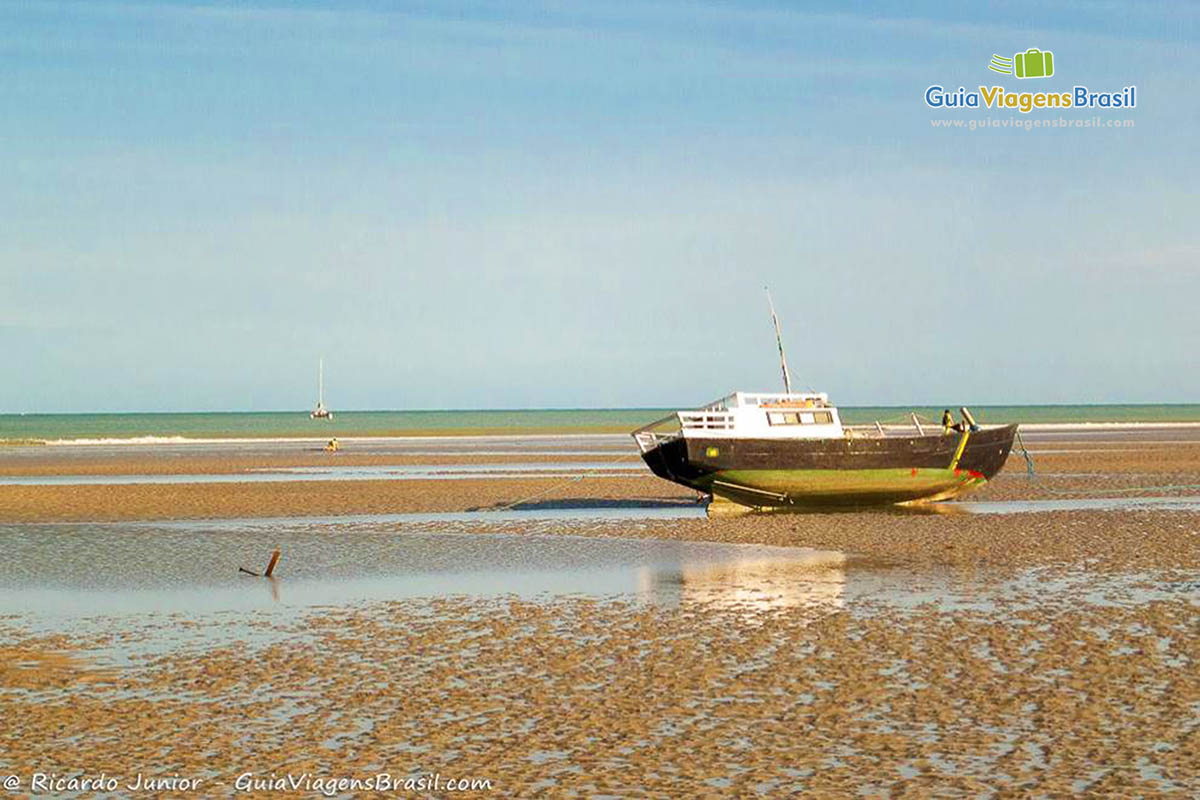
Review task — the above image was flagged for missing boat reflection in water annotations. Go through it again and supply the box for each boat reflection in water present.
[635,549,847,617]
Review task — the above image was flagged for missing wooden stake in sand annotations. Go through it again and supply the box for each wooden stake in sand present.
[264,549,280,578]
[239,549,282,578]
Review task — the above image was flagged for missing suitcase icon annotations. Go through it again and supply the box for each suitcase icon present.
[1014,48,1054,79]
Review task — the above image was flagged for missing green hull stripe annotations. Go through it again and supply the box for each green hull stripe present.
[702,468,982,499]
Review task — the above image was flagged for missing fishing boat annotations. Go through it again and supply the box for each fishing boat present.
[310,358,333,420]
[631,293,1017,510]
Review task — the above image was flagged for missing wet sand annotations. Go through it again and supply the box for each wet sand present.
[1,439,1198,575]
[1,434,1198,575]
[0,474,683,522]
[1,592,1196,796]
[0,450,633,477]
[1,429,1198,796]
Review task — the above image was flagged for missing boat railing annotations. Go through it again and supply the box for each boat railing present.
[633,430,670,453]
[846,423,927,438]
[678,411,735,431]
[632,409,733,452]
[631,414,683,453]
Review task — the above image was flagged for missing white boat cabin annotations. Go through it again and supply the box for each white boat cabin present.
[675,391,844,440]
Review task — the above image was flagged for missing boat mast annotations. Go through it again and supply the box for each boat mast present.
[765,287,793,394]
[318,357,324,408]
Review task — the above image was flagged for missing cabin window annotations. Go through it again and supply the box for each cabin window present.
[768,410,835,426]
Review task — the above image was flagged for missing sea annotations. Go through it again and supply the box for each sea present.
[2,405,1199,444]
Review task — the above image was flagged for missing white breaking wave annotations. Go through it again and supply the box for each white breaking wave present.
[37,435,330,446]
[29,433,630,446]
[41,435,199,446]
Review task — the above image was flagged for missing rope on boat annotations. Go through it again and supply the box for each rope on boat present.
[489,451,644,512]
[1015,428,1037,479]
[1012,428,1200,496]
[1040,483,1200,495]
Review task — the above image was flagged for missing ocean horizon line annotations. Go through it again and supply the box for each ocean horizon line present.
[4,401,1200,417]
[3,403,1200,444]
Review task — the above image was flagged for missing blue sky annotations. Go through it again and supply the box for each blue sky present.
[1,1,1196,411]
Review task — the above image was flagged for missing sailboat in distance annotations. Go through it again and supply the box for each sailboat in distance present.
[310,358,333,420]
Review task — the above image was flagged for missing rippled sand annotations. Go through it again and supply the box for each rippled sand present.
[1,433,1198,796]
[2,590,1196,796]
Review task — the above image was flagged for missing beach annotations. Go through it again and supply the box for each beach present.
[7,0,1192,794]
[1,423,1198,796]
[2,424,1199,528]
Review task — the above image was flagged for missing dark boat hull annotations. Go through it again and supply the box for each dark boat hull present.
[639,425,1018,508]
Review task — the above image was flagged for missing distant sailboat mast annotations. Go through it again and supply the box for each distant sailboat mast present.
[765,287,793,394]
[311,357,333,420]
